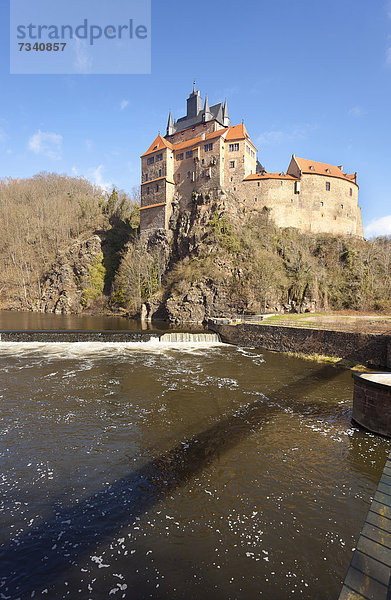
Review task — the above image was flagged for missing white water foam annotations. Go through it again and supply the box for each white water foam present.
[0,338,224,359]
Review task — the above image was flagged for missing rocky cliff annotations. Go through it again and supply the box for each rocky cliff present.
[37,234,105,314]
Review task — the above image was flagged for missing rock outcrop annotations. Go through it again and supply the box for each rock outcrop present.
[37,234,104,314]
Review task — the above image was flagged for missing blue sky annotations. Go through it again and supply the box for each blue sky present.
[1,0,391,237]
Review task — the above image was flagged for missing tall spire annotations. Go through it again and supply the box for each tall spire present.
[223,98,230,127]
[203,94,212,122]
[166,110,174,136]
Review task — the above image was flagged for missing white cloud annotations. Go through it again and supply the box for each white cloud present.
[90,165,113,192]
[120,99,129,110]
[364,215,391,237]
[256,125,312,146]
[348,106,366,118]
[28,130,63,160]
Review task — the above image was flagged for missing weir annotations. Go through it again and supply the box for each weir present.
[0,330,221,344]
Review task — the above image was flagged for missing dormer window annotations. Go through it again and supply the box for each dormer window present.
[309,165,315,171]
[326,168,331,173]
[153,145,158,150]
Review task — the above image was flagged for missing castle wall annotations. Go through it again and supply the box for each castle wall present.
[223,139,256,194]
[299,174,360,236]
[167,120,224,145]
[140,203,166,230]
[236,174,362,236]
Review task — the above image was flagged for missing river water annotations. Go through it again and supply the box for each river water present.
[0,312,389,599]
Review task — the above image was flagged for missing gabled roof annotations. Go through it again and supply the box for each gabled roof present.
[294,156,357,185]
[142,124,257,158]
[141,135,173,158]
[225,123,248,141]
[244,173,299,182]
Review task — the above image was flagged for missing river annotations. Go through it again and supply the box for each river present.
[0,312,389,599]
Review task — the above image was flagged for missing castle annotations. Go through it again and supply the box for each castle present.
[140,85,364,238]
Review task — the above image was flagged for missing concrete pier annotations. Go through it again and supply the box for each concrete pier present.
[353,373,391,438]
[339,451,391,599]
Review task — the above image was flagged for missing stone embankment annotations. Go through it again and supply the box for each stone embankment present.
[208,321,391,369]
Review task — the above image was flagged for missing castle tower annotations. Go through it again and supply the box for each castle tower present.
[186,83,202,119]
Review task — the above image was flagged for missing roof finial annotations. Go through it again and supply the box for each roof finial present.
[193,79,196,93]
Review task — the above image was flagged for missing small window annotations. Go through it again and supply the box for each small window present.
[309,165,315,171]
[187,171,191,179]
[159,169,162,177]
[145,174,149,181]
[290,199,294,203]
[320,201,324,207]
[147,187,150,195]
[350,188,353,196]
[156,185,159,192]
[186,150,193,159]
[147,157,154,165]
[153,145,158,150]
[176,153,183,161]
[202,159,205,165]
[280,181,283,186]
[204,143,213,152]
[230,161,235,168]
[229,143,239,152]
[254,197,257,202]
[156,153,163,162]
[341,204,344,209]
[257,182,260,187]
[230,177,233,182]
[233,187,236,191]
[326,182,330,191]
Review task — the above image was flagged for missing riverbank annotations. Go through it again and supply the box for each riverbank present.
[208,320,391,369]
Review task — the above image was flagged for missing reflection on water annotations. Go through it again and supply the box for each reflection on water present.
[0,335,390,599]
[0,310,206,332]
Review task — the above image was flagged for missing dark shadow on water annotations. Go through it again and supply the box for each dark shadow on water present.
[0,357,364,597]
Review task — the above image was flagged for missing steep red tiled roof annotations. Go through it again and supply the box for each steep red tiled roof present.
[294,157,357,185]
[225,123,247,140]
[142,124,257,158]
[174,136,203,151]
[141,135,173,157]
[244,173,299,181]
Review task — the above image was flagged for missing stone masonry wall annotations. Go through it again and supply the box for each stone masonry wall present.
[235,173,362,237]
[209,322,390,368]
